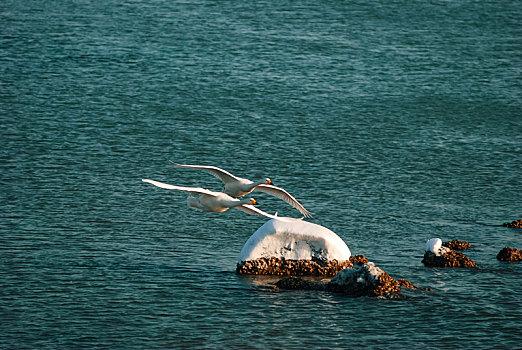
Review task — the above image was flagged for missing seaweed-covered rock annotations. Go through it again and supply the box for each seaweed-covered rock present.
[237,254,371,277]
[276,262,403,298]
[236,257,353,276]
[422,250,477,268]
[423,238,476,268]
[496,247,522,262]
[397,278,417,290]
[349,255,369,265]
[502,219,522,229]
[443,240,472,250]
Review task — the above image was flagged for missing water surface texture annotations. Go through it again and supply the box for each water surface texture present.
[1,1,521,349]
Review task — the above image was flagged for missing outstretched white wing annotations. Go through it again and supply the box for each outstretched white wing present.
[142,179,215,196]
[255,184,312,218]
[172,163,240,185]
[235,205,277,219]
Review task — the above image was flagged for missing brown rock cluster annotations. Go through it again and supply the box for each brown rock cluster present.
[368,272,402,297]
[443,240,472,250]
[236,257,353,276]
[276,263,405,298]
[237,255,369,277]
[397,278,417,290]
[422,250,477,268]
[349,255,369,265]
[502,219,522,229]
[496,247,522,262]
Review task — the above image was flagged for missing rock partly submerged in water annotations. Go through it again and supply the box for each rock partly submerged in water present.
[275,262,415,298]
[443,239,472,250]
[502,219,522,229]
[237,255,370,277]
[237,217,353,276]
[422,250,477,268]
[397,278,417,290]
[237,257,352,276]
[328,262,402,297]
[496,247,522,262]
[350,254,369,265]
[422,238,477,268]
[238,218,419,298]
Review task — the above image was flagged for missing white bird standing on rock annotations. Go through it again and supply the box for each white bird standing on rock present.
[142,179,277,219]
[172,163,312,218]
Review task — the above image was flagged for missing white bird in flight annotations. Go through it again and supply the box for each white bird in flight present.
[172,163,312,218]
[142,179,277,219]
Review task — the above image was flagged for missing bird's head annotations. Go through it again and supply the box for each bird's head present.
[265,178,273,185]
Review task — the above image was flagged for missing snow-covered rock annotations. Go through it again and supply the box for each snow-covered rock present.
[328,262,401,297]
[422,238,476,268]
[276,262,404,298]
[238,217,351,262]
[330,262,383,286]
[236,217,352,276]
[425,238,450,256]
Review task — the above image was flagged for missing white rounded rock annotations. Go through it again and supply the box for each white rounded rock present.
[238,217,351,263]
[425,238,444,256]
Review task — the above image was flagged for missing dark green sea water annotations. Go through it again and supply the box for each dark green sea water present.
[1,1,521,349]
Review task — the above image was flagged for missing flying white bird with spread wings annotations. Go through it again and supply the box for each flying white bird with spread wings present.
[142,179,277,219]
[172,163,312,218]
